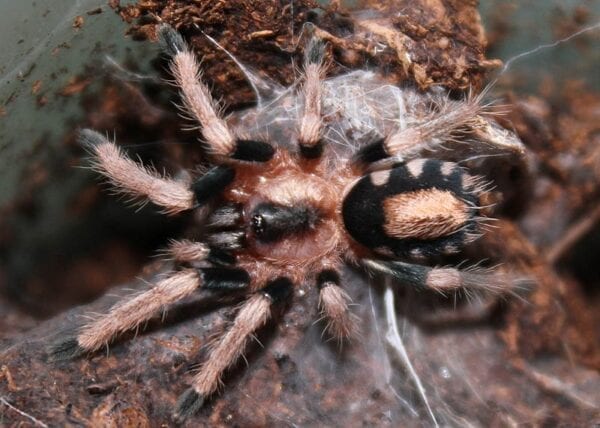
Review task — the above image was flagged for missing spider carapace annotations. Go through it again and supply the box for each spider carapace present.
[50,24,523,420]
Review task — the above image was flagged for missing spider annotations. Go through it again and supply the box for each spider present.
[50,24,526,420]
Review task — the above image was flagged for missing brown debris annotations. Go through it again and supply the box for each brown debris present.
[59,76,93,97]
[91,395,151,428]
[31,80,42,96]
[86,7,103,16]
[0,365,19,392]
[73,15,85,30]
[335,0,501,89]
[480,221,600,370]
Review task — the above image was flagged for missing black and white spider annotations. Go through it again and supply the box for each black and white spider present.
[50,24,526,420]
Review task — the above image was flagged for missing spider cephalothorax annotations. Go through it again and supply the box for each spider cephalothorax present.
[50,24,524,420]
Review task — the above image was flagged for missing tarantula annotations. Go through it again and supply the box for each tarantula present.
[50,24,525,420]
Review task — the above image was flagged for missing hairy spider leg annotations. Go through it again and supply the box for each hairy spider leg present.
[363,259,518,296]
[175,277,293,421]
[79,129,195,215]
[158,24,275,163]
[168,239,236,266]
[354,97,482,166]
[316,269,355,340]
[49,266,251,360]
[78,130,236,214]
[298,37,327,159]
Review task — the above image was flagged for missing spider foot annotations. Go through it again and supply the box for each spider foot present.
[47,336,85,361]
[174,388,205,422]
[77,128,106,150]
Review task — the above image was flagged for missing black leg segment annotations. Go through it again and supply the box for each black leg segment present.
[198,267,250,291]
[363,259,430,289]
[353,138,388,164]
[192,166,235,206]
[207,231,246,251]
[316,269,341,289]
[231,139,275,162]
[48,336,86,361]
[261,277,293,303]
[174,388,204,422]
[299,139,324,159]
[206,247,236,266]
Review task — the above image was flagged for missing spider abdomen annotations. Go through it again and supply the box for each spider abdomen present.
[342,159,481,258]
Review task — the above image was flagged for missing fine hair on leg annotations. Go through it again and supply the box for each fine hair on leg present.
[317,269,355,340]
[79,129,195,215]
[298,37,326,158]
[74,269,200,354]
[175,277,292,420]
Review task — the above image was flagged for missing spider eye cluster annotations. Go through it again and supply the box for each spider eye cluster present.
[251,203,318,243]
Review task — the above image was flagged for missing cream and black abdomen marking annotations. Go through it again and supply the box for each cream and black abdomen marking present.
[342,159,480,258]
